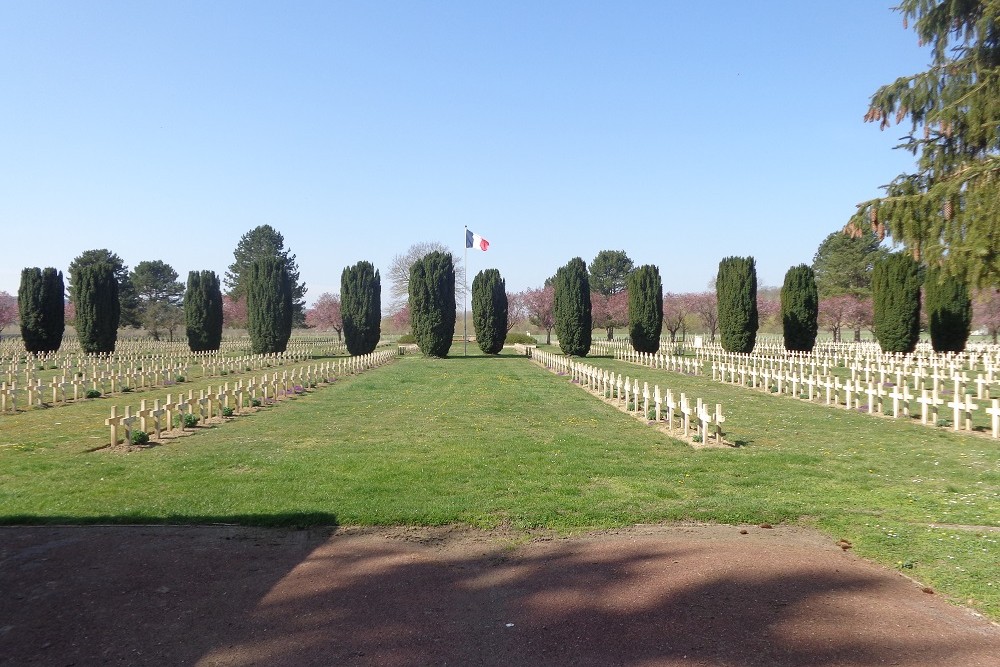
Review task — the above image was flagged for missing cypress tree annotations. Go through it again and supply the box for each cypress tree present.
[74,262,120,354]
[471,269,508,355]
[780,264,819,352]
[872,253,922,353]
[341,261,382,356]
[247,256,293,355]
[925,267,971,352]
[716,256,758,354]
[627,265,662,353]
[185,270,224,352]
[408,251,456,357]
[18,267,65,354]
[553,257,592,356]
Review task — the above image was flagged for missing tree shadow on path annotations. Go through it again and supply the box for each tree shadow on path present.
[2,525,999,667]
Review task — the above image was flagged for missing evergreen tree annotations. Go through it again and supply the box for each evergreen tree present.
[811,230,886,298]
[925,267,972,352]
[68,249,140,327]
[553,257,592,356]
[716,256,758,354]
[341,261,382,356]
[780,264,819,352]
[246,256,293,355]
[848,1,1000,288]
[73,262,120,354]
[18,267,65,353]
[471,269,508,355]
[627,264,662,353]
[408,251,456,357]
[184,271,224,352]
[872,253,923,353]
[226,225,307,325]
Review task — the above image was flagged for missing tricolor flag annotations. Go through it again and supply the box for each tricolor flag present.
[466,229,489,251]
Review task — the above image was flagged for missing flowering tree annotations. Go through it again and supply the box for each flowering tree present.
[222,294,248,329]
[662,293,689,342]
[506,291,527,333]
[0,291,17,335]
[845,296,874,341]
[689,291,719,342]
[305,292,343,340]
[522,286,555,344]
[973,289,1000,343]
[64,300,76,326]
[591,290,628,340]
[756,289,781,334]
[390,304,410,334]
[820,294,873,342]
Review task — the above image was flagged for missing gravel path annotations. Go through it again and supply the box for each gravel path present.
[2,524,998,666]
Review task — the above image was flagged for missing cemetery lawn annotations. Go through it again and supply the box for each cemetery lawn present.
[1,351,997,620]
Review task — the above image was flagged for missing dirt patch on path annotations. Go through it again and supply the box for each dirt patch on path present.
[2,523,998,666]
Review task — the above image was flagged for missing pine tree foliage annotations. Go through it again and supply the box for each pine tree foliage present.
[848,0,1000,288]
[341,261,382,356]
[811,230,887,298]
[872,253,923,353]
[226,225,307,324]
[246,256,293,355]
[553,257,592,357]
[716,256,758,354]
[73,262,120,354]
[471,269,508,355]
[67,249,140,328]
[589,250,634,296]
[18,267,65,353]
[408,251,456,357]
[925,266,972,352]
[780,264,819,352]
[627,264,662,353]
[184,270,223,352]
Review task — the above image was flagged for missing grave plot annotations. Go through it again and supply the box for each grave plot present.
[529,349,726,447]
[607,340,1000,439]
[0,341,346,415]
[101,350,396,449]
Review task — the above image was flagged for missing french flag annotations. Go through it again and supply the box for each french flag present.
[466,229,489,251]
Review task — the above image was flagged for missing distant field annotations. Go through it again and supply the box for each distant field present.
[0,349,997,619]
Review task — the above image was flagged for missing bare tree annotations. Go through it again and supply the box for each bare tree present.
[690,291,719,343]
[388,242,465,310]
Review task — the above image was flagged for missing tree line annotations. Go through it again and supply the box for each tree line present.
[5,226,999,357]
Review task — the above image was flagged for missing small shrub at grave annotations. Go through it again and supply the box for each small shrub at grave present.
[130,430,150,446]
[122,386,133,393]
[175,375,185,383]
[222,406,234,417]
[251,398,262,407]
[85,389,101,399]
[173,413,199,428]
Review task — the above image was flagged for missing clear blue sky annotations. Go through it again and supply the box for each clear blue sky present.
[0,1,930,305]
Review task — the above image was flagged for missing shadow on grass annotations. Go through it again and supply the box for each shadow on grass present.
[0,512,340,528]
[3,526,997,666]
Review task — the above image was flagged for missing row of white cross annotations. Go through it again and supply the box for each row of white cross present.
[615,348,1000,439]
[0,335,345,361]
[529,349,725,445]
[103,350,395,446]
[1,349,329,414]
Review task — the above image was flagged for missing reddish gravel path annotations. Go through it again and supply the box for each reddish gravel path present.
[2,524,998,666]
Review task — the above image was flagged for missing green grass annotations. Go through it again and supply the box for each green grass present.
[0,349,997,618]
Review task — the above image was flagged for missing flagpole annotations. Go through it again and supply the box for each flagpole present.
[463,226,468,356]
